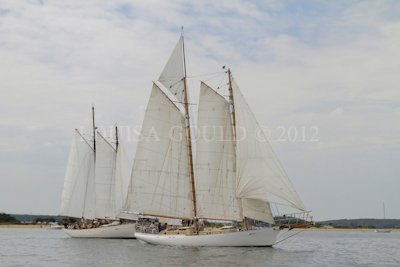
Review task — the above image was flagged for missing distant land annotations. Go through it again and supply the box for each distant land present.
[316,219,400,229]
[1,213,399,229]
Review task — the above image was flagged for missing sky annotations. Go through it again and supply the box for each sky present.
[0,0,399,220]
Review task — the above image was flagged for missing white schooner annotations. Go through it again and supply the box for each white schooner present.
[124,33,312,246]
[60,107,136,238]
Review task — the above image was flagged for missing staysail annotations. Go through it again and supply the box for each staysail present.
[242,199,274,224]
[195,82,242,221]
[60,129,96,219]
[232,79,305,211]
[124,83,193,219]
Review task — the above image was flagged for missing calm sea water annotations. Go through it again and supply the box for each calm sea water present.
[0,228,399,267]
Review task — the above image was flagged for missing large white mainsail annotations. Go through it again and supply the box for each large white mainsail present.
[94,133,117,219]
[124,83,193,219]
[60,129,96,219]
[232,79,305,211]
[158,36,185,102]
[195,82,242,221]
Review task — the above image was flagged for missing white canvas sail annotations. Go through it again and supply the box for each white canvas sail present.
[232,79,305,211]
[195,82,242,221]
[158,36,185,102]
[60,129,96,219]
[242,199,274,224]
[114,139,132,216]
[124,83,193,219]
[94,133,117,219]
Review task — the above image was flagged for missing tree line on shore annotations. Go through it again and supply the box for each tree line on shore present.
[2,213,400,228]
[0,213,76,225]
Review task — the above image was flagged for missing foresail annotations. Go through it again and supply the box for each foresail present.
[60,130,96,219]
[232,80,305,211]
[124,84,193,219]
[114,139,132,217]
[158,36,185,102]
[195,82,242,221]
[242,199,274,224]
[95,133,117,219]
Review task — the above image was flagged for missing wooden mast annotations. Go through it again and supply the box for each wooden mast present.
[227,69,236,139]
[115,124,119,150]
[181,31,197,220]
[92,105,96,161]
[227,69,249,229]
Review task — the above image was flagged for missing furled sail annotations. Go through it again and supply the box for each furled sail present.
[232,79,305,211]
[60,129,96,219]
[94,133,117,219]
[124,83,193,219]
[158,36,185,102]
[195,82,242,221]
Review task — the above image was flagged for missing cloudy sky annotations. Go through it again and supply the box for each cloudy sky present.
[0,0,399,220]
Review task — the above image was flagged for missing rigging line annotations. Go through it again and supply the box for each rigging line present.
[274,228,308,245]
[187,70,225,79]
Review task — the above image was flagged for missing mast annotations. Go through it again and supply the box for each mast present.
[227,69,236,140]
[182,32,197,219]
[115,124,119,150]
[92,105,96,160]
[82,106,96,219]
[227,68,249,229]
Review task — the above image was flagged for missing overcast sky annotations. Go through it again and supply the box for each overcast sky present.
[0,0,399,220]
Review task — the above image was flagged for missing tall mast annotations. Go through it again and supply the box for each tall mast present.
[227,69,236,140]
[115,124,119,150]
[182,32,197,219]
[82,106,96,219]
[227,69,249,228]
[92,105,96,160]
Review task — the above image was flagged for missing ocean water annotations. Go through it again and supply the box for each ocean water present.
[0,228,399,267]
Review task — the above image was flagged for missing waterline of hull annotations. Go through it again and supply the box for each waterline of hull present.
[63,223,136,238]
[135,227,287,247]
[375,229,392,233]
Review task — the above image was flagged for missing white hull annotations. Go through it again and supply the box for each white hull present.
[63,223,136,238]
[47,226,63,230]
[135,227,286,247]
[375,229,391,233]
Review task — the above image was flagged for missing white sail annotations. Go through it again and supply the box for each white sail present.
[94,133,117,219]
[60,129,96,219]
[114,139,132,216]
[195,82,242,221]
[232,79,305,211]
[242,199,274,224]
[158,36,185,102]
[124,83,193,219]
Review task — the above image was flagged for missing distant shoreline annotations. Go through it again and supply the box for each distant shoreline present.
[0,224,398,232]
[293,227,399,232]
[0,224,49,228]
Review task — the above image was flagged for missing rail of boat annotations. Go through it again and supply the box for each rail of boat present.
[135,211,313,236]
[274,211,314,228]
